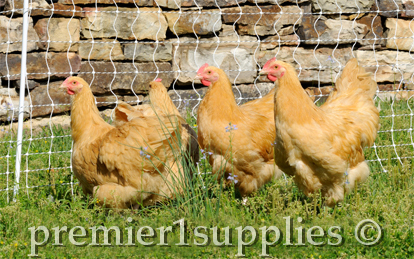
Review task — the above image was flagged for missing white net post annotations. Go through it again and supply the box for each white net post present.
[12,0,29,201]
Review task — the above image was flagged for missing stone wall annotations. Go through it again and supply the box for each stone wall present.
[1,0,414,122]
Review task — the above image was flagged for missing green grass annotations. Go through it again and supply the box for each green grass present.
[0,99,413,258]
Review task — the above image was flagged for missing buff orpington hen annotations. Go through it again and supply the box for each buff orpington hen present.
[196,64,283,197]
[148,78,199,165]
[260,58,379,207]
[61,76,188,209]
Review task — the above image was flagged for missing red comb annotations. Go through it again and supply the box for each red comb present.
[197,63,209,74]
[263,57,277,69]
[155,78,162,82]
[63,77,71,84]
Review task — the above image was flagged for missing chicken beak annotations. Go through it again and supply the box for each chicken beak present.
[59,83,67,89]
[194,75,203,84]
[258,69,268,76]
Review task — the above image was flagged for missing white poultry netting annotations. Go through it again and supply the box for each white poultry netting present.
[0,0,413,201]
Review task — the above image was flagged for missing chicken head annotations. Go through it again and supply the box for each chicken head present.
[60,76,87,95]
[196,63,219,87]
[260,58,287,82]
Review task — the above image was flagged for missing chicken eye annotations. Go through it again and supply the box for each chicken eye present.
[208,71,211,74]
[72,81,76,85]
[274,65,278,69]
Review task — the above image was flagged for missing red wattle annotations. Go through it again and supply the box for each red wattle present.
[201,79,211,87]
[267,74,278,82]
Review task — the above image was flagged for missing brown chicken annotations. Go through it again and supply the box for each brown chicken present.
[260,58,379,207]
[196,64,282,197]
[148,78,199,165]
[60,76,188,209]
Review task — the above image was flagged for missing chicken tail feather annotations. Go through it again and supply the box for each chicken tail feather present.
[334,58,377,98]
